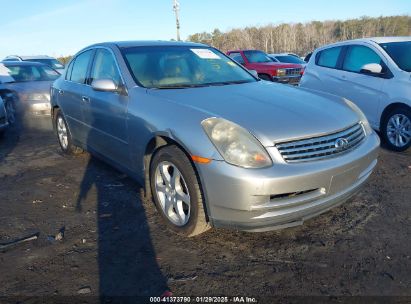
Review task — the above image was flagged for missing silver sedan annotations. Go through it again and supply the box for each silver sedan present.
[51,41,380,236]
[0,62,60,116]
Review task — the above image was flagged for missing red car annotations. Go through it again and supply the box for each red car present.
[227,50,303,85]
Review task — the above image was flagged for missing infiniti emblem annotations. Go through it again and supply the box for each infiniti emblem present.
[335,138,349,151]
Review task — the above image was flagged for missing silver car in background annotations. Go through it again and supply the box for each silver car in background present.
[3,55,65,74]
[0,62,60,117]
[51,41,380,237]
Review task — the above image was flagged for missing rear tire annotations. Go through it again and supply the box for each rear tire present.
[381,106,411,152]
[150,145,210,237]
[54,109,83,155]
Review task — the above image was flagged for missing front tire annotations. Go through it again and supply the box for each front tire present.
[4,98,16,125]
[381,106,411,152]
[54,109,83,155]
[150,145,210,237]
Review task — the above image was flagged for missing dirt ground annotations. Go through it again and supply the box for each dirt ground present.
[0,117,410,304]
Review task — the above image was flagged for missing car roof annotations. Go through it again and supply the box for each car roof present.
[228,49,265,52]
[88,40,208,49]
[1,61,46,67]
[5,55,55,60]
[317,36,411,50]
[269,53,295,56]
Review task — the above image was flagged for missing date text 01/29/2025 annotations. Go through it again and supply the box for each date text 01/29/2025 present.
[149,296,258,303]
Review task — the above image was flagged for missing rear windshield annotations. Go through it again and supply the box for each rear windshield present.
[1,64,60,83]
[27,59,65,70]
[243,50,273,63]
[379,41,411,72]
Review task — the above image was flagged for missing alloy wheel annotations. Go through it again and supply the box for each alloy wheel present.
[154,161,191,226]
[387,114,411,148]
[57,116,68,150]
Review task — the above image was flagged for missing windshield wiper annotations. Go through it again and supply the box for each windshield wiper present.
[153,80,253,89]
[202,80,254,86]
[154,84,209,89]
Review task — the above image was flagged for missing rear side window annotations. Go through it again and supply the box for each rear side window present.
[70,50,93,84]
[316,46,343,68]
[342,45,382,73]
[90,49,122,87]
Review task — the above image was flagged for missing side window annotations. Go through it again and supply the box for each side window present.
[65,60,74,80]
[342,45,382,73]
[316,46,343,69]
[229,53,245,65]
[70,50,93,84]
[90,49,121,87]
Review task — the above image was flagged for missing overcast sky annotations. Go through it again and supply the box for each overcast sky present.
[0,0,410,58]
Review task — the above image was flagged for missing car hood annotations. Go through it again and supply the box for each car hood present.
[3,81,52,95]
[147,81,360,146]
[249,62,302,69]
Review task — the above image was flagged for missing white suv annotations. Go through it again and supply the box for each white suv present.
[300,37,411,151]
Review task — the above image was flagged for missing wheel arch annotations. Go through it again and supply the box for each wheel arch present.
[142,133,211,223]
[380,102,411,130]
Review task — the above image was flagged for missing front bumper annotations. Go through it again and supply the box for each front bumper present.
[26,101,51,116]
[273,75,301,85]
[197,132,380,232]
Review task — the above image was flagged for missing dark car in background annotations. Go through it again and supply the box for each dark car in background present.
[0,96,9,135]
[269,53,307,67]
[0,62,60,117]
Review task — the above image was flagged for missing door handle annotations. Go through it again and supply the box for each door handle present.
[81,96,90,103]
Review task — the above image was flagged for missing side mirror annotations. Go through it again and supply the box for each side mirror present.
[91,79,118,92]
[360,63,383,75]
[249,70,258,78]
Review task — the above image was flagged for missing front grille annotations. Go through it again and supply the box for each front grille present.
[276,123,366,163]
[285,68,302,76]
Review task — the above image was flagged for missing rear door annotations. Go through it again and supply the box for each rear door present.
[58,49,94,144]
[83,47,130,165]
[338,44,388,127]
[307,45,345,95]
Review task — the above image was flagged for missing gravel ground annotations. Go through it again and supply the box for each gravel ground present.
[0,117,410,304]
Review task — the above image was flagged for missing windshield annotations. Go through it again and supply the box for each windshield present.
[28,59,65,70]
[379,41,411,72]
[1,64,60,83]
[243,50,273,63]
[121,46,256,89]
[274,55,305,64]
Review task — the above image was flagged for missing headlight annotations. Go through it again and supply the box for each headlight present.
[276,69,286,77]
[20,93,50,101]
[201,117,272,168]
[343,98,373,135]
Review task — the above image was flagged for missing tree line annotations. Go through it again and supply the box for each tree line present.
[187,15,411,56]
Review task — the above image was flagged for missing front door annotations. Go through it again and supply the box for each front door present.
[82,48,130,166]
[339,45,387,127]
